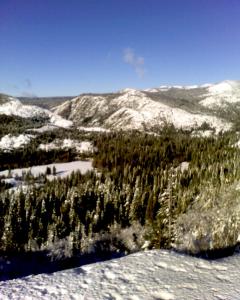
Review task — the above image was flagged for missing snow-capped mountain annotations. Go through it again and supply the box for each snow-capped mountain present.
[53,84,235,132]
[0,95,72,128]
[200,80,240,108]
[144,80,240,109]
[2,80,240,133]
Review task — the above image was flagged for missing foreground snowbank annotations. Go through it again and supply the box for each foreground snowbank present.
[1,250,240,300]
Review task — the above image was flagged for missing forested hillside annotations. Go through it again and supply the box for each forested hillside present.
[1,127,240,264]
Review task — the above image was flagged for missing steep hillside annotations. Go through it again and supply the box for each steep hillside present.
[0,94,72,128]
[200,80,240,108]
[144,80,240,125]
[53,87,232,132]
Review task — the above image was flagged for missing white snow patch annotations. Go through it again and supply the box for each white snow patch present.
[157,85,200,90]
[78,126,110,133]
[233,140,240,149]
[0,134,34,151]
[1,177,18,186]
[184,85,199,90]
[0,250,240,300]
[49,114,72,128]
[143,88,160,93]
[208,81,236,94]
[0,160,93,179]
[200,83,212,88]
[28,124,60,133]
[191,130,215,137]
[119,88,139,94]
[38,139,93,153]
[176,161,190,173]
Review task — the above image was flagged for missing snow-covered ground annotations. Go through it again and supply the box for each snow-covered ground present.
[1,250,240,300]
[144,80,240,110]
[0,160,93,180]
[54,88,232,133]
[200,80,240,108]
[38,139,93,153]
[27,124,60,133]
[191,130,215,138]
[0,134,34,151]
[0,135,93,153]
[105,89,231,132]
[78,126,110,133]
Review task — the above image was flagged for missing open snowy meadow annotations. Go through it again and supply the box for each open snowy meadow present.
[0,160,93,180]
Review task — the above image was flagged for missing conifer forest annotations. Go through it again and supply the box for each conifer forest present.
[1,126,240,266]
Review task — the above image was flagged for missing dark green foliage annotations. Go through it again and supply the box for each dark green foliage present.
[0,114,48,138]
[0,148,76,171]
[1,128,240,256]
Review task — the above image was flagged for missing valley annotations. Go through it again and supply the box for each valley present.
[1,81,240,298]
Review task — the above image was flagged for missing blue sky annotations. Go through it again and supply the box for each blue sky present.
[0,0,240,96]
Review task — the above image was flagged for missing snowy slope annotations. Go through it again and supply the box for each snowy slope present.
[0,134,34,151]
[0,96,72,128]
[145,84,201,92]
[106,89,230,132]
[54,88,231,132]
[1,250,240,300]
[200,80,240,108]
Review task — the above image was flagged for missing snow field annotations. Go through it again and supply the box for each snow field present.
[0,160,93,180]
[0,250,240,300]
[0,134,34,151]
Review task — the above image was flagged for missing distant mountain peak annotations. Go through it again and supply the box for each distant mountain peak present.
[119,88,139,94]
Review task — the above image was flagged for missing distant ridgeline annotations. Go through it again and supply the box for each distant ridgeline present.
[19,96,74,110]
[1,127,240,261]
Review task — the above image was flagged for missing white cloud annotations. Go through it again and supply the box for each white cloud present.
[123,48,145,78]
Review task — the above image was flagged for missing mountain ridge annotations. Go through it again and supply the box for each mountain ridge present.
[2,80,240,133]
[53,81,240,132]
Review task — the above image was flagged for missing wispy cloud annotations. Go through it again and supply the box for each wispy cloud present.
[21,78,37,97]
[123,48,145,78]
[5,79,37,97]
[24,78,32,88]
